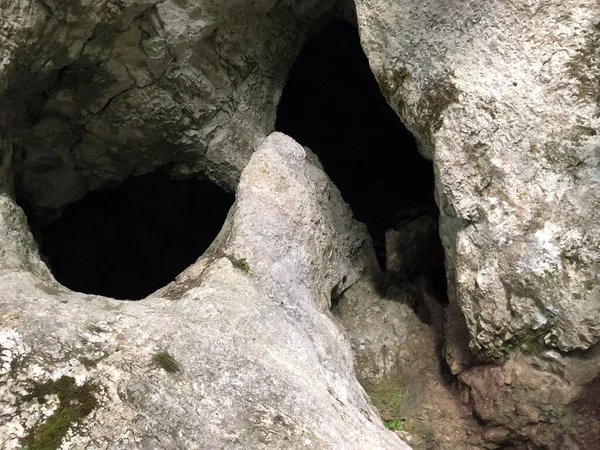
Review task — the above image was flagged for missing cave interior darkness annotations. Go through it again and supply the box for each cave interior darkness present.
[29,173,234,300]
[20,21,445,301]
[276,22,445,291]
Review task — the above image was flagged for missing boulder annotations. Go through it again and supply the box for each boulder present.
[355,0,600,446]
[0,133,408,449]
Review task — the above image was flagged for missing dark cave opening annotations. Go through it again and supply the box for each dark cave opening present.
[32,172,234,300]
[276,22,446,296]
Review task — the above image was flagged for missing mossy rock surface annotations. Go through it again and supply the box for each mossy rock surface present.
[151,350,181,374]
[20,376,98,450]
[478,328,549,361]
[229,256,250,273]
[362,382,407,424]
[376,67,460,141]
[567,22,600,115]
[415,76,460,144]
[376,66,411,100]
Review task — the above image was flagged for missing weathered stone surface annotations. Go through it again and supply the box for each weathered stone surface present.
[335,278,481,450]
[461,347,600,449]
[0,0,346,218]
[0,133,408,449]
[3,0,600,448]
[355,1,600,447]
[356,0,600,360]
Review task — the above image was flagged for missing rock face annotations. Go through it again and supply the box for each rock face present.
[355,0,600,447]
[2,0,600,448]
[0,0,347,219]
[356,0,600,360]
[460,348,600,449]
[0,133,408,449]
[335,278,481,450]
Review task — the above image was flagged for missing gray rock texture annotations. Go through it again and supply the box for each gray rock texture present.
[0,0,348,219]
[354,1,600,447]
[0,133,408,449]
[336,271,600,449]
[2,0,600,448]
[460,347,600,449]
[356,0,600,362]
[335,278,481,450]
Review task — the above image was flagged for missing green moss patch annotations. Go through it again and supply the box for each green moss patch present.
[229,256,250,273]
[363,382,408,430]
[384,418,406,431]
[479,327,548,361]
[20,376,98,450]
[567,22,600,115]
[583,280,595,291]
[416,76,460,142]
[151,350,180,374]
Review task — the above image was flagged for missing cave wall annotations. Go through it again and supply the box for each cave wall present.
[37,172,234,300]
[356,0,600,360]
[1,0,600,449]
[0,3,415,449]
[355,0,600,447]
[0,133,409,449]
[1,0,350,219]
[275,22,436,266]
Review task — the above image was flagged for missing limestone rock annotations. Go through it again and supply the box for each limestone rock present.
[0,0,345,219]
[461,347,600,449]
[356,0,600,359]
[335,278,481,450]
[0,133,408,449]
[2,0,600,448]
[355,1,600,447]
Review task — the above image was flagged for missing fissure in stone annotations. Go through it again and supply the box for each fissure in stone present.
[276,22,446,300]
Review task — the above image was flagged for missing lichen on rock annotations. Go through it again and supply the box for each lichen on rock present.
[567,22,600,115]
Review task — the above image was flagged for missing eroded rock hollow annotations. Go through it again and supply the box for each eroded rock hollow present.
[29,172,233,300]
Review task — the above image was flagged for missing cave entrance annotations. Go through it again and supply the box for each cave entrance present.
[31,172,233,300]
[276,22,446,294]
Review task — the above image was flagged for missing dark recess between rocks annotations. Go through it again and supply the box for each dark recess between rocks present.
[276,21,446,297]
[30,172,233,300]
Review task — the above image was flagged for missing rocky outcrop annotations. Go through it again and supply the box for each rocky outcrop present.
[336,271,600,449]
[335,278,481,450]
[357,0,600,362]
[2,0,599,448]
[0,133,408,449]
[461,347,600,449]
[355,0,600,447]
